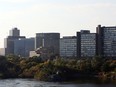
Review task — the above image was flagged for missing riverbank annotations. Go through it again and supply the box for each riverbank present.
[0,55,115,83]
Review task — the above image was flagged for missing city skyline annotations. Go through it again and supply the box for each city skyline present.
[0,0,116,47]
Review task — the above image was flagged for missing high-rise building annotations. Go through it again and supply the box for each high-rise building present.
[9,27,20,37]
[96,25,116,58]
[4,28,25,55]
[14,38,35,57]
[77,30,97,58]
[60,36,77,57]
[35,33,60,55]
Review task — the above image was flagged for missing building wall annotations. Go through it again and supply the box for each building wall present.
[14,38,35,57]
[60,36,77,57]
[4,28,25,55]
[9,28,20,37]
[96,25,104,56]
[4,36,26,55]
[0,48,6,56]
[103,27,116,57]
[35,33,60,55]
[77,30,96,58]
[97,25,116,57]
[29,51,40,57]
[4,37,18,55]
[81,33,96,57]
[77,32,81,58]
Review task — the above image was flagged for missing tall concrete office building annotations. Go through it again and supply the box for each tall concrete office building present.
[4,28,25,55]
[60,36,77,57]
[96,25,116,58]
[77,30,97,58]
[35,33,60,55]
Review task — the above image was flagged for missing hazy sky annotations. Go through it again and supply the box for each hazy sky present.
[0,0,116,47]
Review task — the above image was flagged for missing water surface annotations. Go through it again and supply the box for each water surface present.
[0,79,115,87]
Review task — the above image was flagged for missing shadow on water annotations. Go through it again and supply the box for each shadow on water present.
[64,77,116,84]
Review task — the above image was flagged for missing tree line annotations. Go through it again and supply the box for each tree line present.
[0,55,115,82]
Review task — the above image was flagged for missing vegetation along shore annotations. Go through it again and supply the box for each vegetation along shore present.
[0,55,115,83]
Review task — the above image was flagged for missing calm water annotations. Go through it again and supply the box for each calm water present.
[0,79,115,87]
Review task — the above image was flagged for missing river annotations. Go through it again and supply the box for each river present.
[0,79,115,87]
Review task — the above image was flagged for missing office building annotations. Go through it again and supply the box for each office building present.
[97,25,116,57]
[77,30,96,58]
[4,28,25,55]
[60,36,77,57]
[9,27,20,37]
[14,38,35,57]
[35,33,60,56]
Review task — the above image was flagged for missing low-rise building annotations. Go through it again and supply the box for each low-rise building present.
[0,48,6,56]
[29,51,40,57]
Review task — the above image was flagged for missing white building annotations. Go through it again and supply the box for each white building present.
[0,48,6,56]
[60,36,77,57]
[29,51,40,57]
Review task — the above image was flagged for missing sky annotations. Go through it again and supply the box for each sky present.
[0,0,116,47]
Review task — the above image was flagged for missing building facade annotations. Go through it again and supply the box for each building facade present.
[14,38,35,57]
[60,36,77,57]
[35,33,60,56]
[9,27,20,36]
[97,25,116,57]
[77,30,97,58]
[0,48,6,56]
[4,28,25,55]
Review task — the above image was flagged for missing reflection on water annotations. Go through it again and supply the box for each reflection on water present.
[0,79,115,87]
